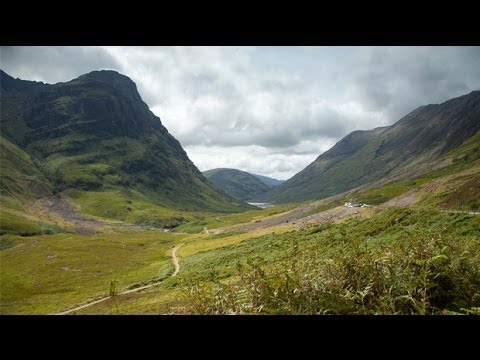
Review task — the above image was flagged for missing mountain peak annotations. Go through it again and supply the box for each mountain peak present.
[1,70,252,213]
[72,70,140,103]
[77,69,131,82]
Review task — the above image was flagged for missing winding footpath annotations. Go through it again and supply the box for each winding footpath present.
[55,243,184,315]
[171,244,182,277]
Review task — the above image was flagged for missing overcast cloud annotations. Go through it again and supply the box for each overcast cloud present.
[1,46,479,179]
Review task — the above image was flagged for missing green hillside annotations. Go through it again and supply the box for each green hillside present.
[2,70,480,316]
[0,136,51,209]
[252,173,284,186]
[0,70,252,219]
[0,136,58,236]
[257,91,480,203]
[203,168,272,201]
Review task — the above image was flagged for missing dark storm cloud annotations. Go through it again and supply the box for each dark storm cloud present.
[349,47,480,123]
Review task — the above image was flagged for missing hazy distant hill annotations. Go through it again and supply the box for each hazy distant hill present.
[203,168,272,201]
[252,173,284,186]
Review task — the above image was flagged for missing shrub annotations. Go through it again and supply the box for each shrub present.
[183,232,480,315]
[134,215,188,229]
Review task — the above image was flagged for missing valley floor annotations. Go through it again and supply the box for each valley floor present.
[1,163,480,314]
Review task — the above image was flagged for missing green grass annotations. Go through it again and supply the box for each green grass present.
[66,205,479,315]
[179,225,293,258]
[62,190,296,232]
[0,238,15,250]
[0,230,188,314]
[333,133,480,207]
[176,207,480,314]
[422,173,480,211]
[0,212,41,235]
[30,131,254,214]
[0,211,63,236]
[64,188,183,223]
[3,202,479,314]
[349,179,430,205]
[176,203,297,233]
[440,175,480,210]
[2,128,479,314]
[62,226,295,314]
[0,136,51,204]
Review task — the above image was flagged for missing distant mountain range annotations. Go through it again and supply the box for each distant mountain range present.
[2,69,478,214]
[203,168,283,201]
[255,90,480,203]
[0,69,252,215]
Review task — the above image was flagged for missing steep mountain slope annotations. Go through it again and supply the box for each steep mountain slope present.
[257,91,480,203]
[0,136,51,209]
[0,70,252,214]
[252,173,284,186]
[203,168,271,201]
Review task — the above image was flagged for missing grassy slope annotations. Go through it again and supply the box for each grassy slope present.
[0,70,252,217]
[71,206,480,314]
[3,160,479,314]
[38,134,251,214]
[2,127,479,315]
[259,91,480,204]
[176,203,296,234]
[0,136,51,209]
[2,134,479,314]
[176,207,480,285]
[203,168,272,201]
[0,136,65,236]
[2,72,479,314]
[58,190,296,231]
[0,229,189,314]
[337,131,480,207]
[0,202,294,314]
[66,140,480,314]
[181,208,479,314]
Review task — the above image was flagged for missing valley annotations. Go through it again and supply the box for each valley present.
[2,154,479,314]
[1,68,479,315]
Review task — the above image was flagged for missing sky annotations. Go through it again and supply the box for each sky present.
[2,46,480,180]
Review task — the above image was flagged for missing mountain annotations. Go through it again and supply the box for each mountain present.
[0,69,252,215]
[203,168,272,201]
[0,135,51,208]
[252,173,284,187]
[256,91,480,204]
